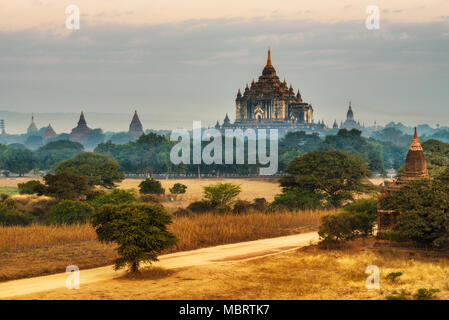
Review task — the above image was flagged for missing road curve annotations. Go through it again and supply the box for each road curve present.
[0,232,319,299]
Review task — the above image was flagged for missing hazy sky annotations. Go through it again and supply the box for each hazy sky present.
[1,0,448,132]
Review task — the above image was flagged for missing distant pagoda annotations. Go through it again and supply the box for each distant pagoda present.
[27,115,38,135]
[70,111,92,143]
[43,124,57,143]
[377,127,430,236]
[128,110,144,139]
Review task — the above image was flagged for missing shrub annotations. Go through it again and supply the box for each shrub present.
[252,198,268,212]
[203,183,241,211]
[139,178,165,195]
[47,200,94,225]
[414,288,440,300]
[0,193,9,201]
[18,180,44,195]
[318,212,358,242]
[385,272,403,283]
[233,200,253,214]
[0,200,34,226]
[92,203,177,273]
[21,196,58,222]
[271,187,325,211]
[86,189,107,201]
[169,183,187,195]
[187,200,215,213]
[88,189,137,210]
[343,199,378,216]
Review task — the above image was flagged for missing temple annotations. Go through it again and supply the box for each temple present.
[215,50,325,135]
[70,112,92,144]
[43,124,57,143]
[128,110,144,139]
[341,101,362,130]
[377,127,430,236]
[27,116,38,135]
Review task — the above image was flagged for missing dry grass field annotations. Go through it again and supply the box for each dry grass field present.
[118,178,282,208]
[13,238,449,300]
[0,209,331,281]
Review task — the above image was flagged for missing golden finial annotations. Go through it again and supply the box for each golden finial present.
[266,49,272,66]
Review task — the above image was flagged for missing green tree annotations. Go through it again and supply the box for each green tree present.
[271,187,325,210]
[169,183,187,195]
[139,178,165,195]
[55,152,124,188]
[320,129,385,173]
[42,171,92,200]
[280,150,372,207]
[18,180,43,195]
[88,189,137,210]
[380,179,449,249]
[47,200,94,225]
[92,203,177,273]
[0,147,35,176]
[35,140,83,170]
[203,183,241,211]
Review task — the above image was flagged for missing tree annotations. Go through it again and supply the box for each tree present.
[55,152,124,188]
[169,183,187,195]
[92,203,177,273]
[203,183,241,211]
[0,147,35,176]
[139,178,165,195]
[41,171,92,200]
[47,200,94,225]
[35,140,84,170]
[320,129,385,173]
[18,180,43,194]
[380,179,449,249]
[280,150,372,207]
[271,187,325,210]
[88,189,137,210]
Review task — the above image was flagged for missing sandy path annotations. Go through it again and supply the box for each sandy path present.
[0,232,319,299]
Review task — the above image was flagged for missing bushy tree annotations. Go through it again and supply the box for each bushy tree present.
[0,199,34,226]
[92,203,177,273]
[55,152,124,188]
[47,200,94,225]
[271,187,325,211]
[41,171,92,200]
[18,180,43,195]
[380,179,449,249]
[169,183,187,195]
[88,189,137,210]
[280,150,372,208]
[139,178,165,195]
[203,183,241,211]
[35,140,83,170]
[0,147,35,176]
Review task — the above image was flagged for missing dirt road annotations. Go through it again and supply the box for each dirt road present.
[0,232,319,299]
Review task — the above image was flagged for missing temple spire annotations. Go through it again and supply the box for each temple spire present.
[266,49,272,67]
[410,127,423,151]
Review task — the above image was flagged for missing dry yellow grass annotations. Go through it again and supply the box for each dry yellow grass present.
[118,178,282,208]
[0,209,332,281]
[13,238,449,300]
